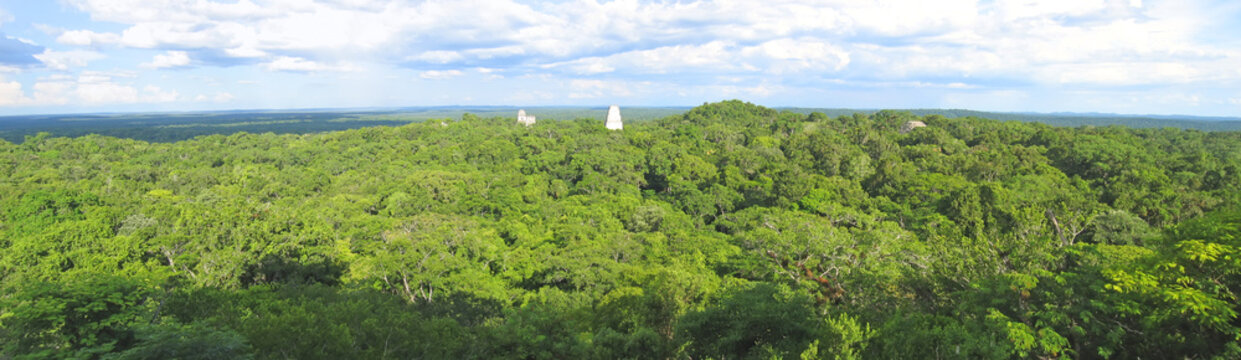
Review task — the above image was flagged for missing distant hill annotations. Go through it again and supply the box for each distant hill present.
[386,106,692,122]
[777,107,1241,131]
[1,105,1238,143]
[0,107,695,143]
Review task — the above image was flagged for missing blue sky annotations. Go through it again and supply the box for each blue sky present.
[1,0,1239,116]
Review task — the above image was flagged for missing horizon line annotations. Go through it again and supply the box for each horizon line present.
[1,104,1238,122]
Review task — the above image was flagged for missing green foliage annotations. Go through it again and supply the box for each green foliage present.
[1086,210,1155,245]
[3,101,1241,358]
[0,274,155,359]
[677,282,821,359]
[867,312,1011,359]
[105,322,254,360]
[1104,208,1241,358]
[161,284,479,359]
[349,213,507,303]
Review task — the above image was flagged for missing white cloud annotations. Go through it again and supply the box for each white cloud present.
[842,0,979,37]
[56,30,120,46]
[942,89,1032,110]
[142,50,191,69]
[8,0,1234,115]
[261,56,317,72]
[464,46,527,60]
[31,79,73,105]
[550,58,614,75]
[992,0,1112,21]
[72,73,139,103]
[407,50,462,64]
[740,38,850,73]
[0,77,31,106]
[118,22,245,49]
[567,79,636,99]
[548,41,737,75]
[476,67,504,80]
[142,85,179,102]
[1043,62,1202,85]
[195,92,235,102]
[0,72,180,107]
[546,38,852,77]
[261,56,356,72]
[66,0,281,23]
[50,0,1236,84]
[830,0,1239,88]
[33,49,105,70]
[419,70,463,80]
[224,46,266,58]
[70,81,178,104]
[849,44,1007,79]
[48,0,843,66]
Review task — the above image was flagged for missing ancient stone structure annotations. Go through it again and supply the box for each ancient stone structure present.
[517,109,536,126]
[900,120,926,134]
[605,105,623,130]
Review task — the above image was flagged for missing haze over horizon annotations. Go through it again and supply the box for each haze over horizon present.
[1,0,1239,117]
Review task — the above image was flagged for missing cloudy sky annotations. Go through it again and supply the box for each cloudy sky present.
[1,0,1239,116]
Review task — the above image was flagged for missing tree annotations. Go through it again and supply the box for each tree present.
[1105,208,1241,358]
[1,274,155,359]
[677,283,821,359]
[350,214,507,303]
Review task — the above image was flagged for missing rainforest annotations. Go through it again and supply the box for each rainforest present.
[2,100,1239,359]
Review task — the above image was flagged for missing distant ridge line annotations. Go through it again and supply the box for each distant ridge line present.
[775,107,1241,131]
[3,105,1240,144]
[4,105,1236,122]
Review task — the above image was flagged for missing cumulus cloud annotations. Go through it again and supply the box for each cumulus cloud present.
[70,73,179,104]
[1,0,1234,114]
[0,72,179,107]
[56,30,120,46]
[546,41,738,75]
[740,38,851,74]
[47,0,1233,87]
[839,0,978,37]
[30,78,73,105]
[407,50,464,64]
[567,79,637,99]
[992,0,1113,21]
[1042,62,1203,86]
[0,77,31,106]
[34,49,105,70]
[195,92,234,102]
[419,70,463,80]
[543,37,852,77]
[142,50,192,69]
[261,56,356,72]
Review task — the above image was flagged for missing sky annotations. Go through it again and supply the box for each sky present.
[0,0,1239,116]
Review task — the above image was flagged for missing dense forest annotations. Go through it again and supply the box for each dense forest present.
[1,100,1239,359]
[0,111,423,144]
[780,108,1241,132]
[0,108,689,144]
